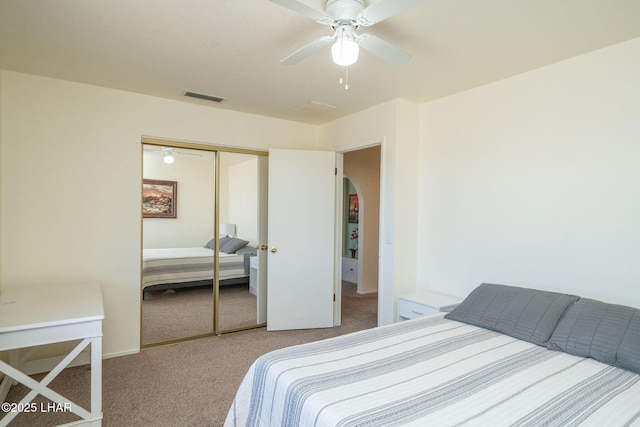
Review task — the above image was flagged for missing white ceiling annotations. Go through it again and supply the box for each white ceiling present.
[2,0,640,125]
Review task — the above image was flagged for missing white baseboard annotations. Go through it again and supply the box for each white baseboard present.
[103,348,139,359]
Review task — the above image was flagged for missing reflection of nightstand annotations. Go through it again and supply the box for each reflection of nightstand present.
[249,256,258,296]
[397,291,462,321]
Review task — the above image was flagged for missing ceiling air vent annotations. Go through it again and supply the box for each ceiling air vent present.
[184,90,225,103]
[294,100,337,113]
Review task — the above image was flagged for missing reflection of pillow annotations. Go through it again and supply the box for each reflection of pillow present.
[218,236,232,249]
[444,283,579,346]
[220,237,249,254]
[204,236,232,250]
[547,299,640,374]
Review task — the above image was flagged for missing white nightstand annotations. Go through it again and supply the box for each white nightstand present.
[249,256,258,296]
[397,291,462,321]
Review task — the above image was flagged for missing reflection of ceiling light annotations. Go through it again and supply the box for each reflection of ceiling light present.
[331,25,359,66]
[163,148,175,164]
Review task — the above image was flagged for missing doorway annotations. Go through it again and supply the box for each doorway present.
[341,146,381,319]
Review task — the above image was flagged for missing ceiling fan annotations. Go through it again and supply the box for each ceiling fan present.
[270,0,427,66]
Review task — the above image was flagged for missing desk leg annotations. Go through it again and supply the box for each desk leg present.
[0,375,12,403]
[0,339,96,426]
[90,336,102,425]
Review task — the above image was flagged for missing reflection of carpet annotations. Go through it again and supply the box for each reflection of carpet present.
[142,284,257,345]
[218,284,258,331]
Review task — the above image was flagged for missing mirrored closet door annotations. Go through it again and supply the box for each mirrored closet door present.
[141,144,216,346]
[217,152,267,332]
[141,140,268,347]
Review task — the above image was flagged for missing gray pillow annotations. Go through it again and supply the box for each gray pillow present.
[547,298,640,374]
[444,283,579,346]
[204,236,232,250]
[219,237,249,254]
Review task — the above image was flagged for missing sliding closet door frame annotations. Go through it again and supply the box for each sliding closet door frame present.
[214,150,269,334]
[140,137,267,349]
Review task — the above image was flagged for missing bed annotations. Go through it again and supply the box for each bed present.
[225,283,640,426]
[142,237,255,298]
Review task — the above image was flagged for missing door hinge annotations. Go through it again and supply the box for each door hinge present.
[335,167,337,176]
[333,293,336,302]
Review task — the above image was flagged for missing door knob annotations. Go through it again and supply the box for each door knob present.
[260,244,268,251]
[270,247,278,253]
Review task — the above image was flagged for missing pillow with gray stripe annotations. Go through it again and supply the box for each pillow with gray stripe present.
[444,283,579,346]
[547,298,640,374]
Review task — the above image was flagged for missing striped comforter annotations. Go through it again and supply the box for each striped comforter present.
[225,314,640,427]
[142,247,246,289]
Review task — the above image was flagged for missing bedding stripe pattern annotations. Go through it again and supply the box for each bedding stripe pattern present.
[225,314,640,427]
[142,247,246,289]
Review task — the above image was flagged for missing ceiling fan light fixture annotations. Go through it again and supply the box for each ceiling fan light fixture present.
[332,38,359,66]
[331,25,359,66]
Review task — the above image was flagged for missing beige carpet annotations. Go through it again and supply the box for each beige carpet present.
[2,282,377,427]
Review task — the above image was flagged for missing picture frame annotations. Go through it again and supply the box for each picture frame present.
[142,179,177,218]
[348,194,359,223]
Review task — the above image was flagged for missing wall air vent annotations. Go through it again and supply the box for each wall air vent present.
[184,91,225,103]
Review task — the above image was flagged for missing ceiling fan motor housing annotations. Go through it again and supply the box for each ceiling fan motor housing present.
[326,0,364,21]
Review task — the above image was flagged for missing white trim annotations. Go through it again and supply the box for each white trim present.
[103,349,139,359]
[334,136,383,154]
[334,154,344,326]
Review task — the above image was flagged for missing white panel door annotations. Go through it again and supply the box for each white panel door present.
[267,149,336,331]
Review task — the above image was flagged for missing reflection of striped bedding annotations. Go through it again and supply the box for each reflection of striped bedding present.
[142,247,246,289]
[225,314,640,427]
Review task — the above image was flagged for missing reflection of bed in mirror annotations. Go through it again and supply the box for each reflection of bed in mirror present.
[142,237,255,300]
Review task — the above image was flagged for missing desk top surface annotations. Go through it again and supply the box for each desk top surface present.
[0,282,104,333]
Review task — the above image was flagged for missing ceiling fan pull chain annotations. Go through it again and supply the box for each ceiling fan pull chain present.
[345,66,349,90]
[338,66,349,89]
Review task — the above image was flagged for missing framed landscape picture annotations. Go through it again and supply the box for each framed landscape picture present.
[348,194,358,223]
[142,179,177,218]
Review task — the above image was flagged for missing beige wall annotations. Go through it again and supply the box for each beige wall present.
[227,156,259,244]
[418,37,640,308]
[344,146,380,294]
[0,70,318,357]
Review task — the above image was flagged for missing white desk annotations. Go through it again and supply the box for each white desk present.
[0,283,104,426]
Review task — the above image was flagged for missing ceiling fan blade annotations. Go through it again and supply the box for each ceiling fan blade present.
[358,0,428,26]
[269,0,333,25]
[281,36,334,65]
[357,34,411,66]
